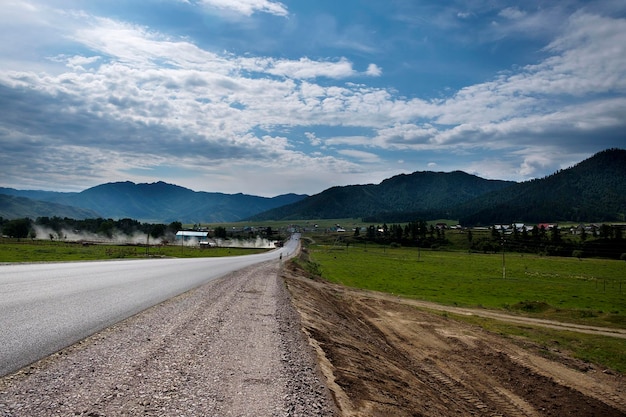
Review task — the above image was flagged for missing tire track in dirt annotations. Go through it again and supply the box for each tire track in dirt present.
[282,261,626,417]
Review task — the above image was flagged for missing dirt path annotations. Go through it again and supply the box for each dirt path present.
[282,262,626,417]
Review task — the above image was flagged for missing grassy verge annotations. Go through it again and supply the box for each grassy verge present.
[0,239,268,262]
[308,244,626,329]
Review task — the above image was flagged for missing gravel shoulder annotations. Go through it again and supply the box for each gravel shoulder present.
[0,260,337,417]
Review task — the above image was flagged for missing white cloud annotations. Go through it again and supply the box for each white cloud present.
[0,3,625,194]
[337,149,381,163]
[64,55,101,70]
[305,132,322,146]
[373,124,439,149]
[529,12,626,95]
[366,63,382,77]
[197,0,288,17]
[499,7,526,20]
[263,57,356,79]
[325,136,371,147]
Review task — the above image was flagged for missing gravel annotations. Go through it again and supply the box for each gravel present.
[0,260,337,417]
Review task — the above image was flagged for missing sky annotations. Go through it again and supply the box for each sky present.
[1,0,625,197]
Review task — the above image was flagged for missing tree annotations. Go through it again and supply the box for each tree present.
[214,226,227,239]
[97,219,115,238]
[2,218,32,240]
[149,223,167,239]
[168,221,183,234]
[599,224,612,239]
[531,226,540,241]
[615,227,623,241]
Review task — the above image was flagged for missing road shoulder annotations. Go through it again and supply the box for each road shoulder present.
[0,261,337,417]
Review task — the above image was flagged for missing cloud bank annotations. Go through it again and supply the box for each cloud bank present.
[0,1,624,196]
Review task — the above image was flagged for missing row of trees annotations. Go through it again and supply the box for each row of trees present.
[476,224,626,258]
[349,220,626,260]
[0,216,283,244]
[0,216,183,241]
[353,220,449,248]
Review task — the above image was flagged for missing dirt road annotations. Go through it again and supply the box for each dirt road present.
[282,261,626,416]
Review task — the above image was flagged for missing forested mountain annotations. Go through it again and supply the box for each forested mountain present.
[250,149,626,224]
[0,194,100,220]
[0,182,306,223]
[455,148,626,225]
[248,171,514,221]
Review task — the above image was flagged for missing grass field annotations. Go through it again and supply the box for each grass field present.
[0,239,268,262]
[308,243,626,329]
[306,242,626,372]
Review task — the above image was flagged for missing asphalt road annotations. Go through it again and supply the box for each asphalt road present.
[0,235,299,377]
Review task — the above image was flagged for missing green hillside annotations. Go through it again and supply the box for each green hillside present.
[249,171,514,221]
[250,148,626,225]
[0,194,100,220]
[456,148,626,225]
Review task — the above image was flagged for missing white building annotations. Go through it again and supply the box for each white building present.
[175,230,209,242]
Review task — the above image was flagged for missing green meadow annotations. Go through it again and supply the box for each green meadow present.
[307,242,626,372]
[0,239,267,262]
[308,243,626,329]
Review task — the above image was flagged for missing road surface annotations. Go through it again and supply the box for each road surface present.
[0,235,299,377]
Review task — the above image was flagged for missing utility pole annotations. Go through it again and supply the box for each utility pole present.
[501,237,506,279]
[417,238,421,262]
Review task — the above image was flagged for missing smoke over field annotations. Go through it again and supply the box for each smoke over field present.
[32,226,161,245]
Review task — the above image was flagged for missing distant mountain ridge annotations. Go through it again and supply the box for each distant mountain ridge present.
[249,148,626,224]
[248,171,515,221]
[0,182,307,223]
[2,149,624,225]
[0,194,100,220]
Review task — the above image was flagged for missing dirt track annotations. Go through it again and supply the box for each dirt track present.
[282,261,626,417]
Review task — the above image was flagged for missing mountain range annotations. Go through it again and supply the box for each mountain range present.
[1,149,625,225]
[0,181,306,223]
[248,171,515,221]
[253,148,625,225]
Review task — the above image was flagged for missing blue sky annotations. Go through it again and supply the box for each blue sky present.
[1,0,625,196]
